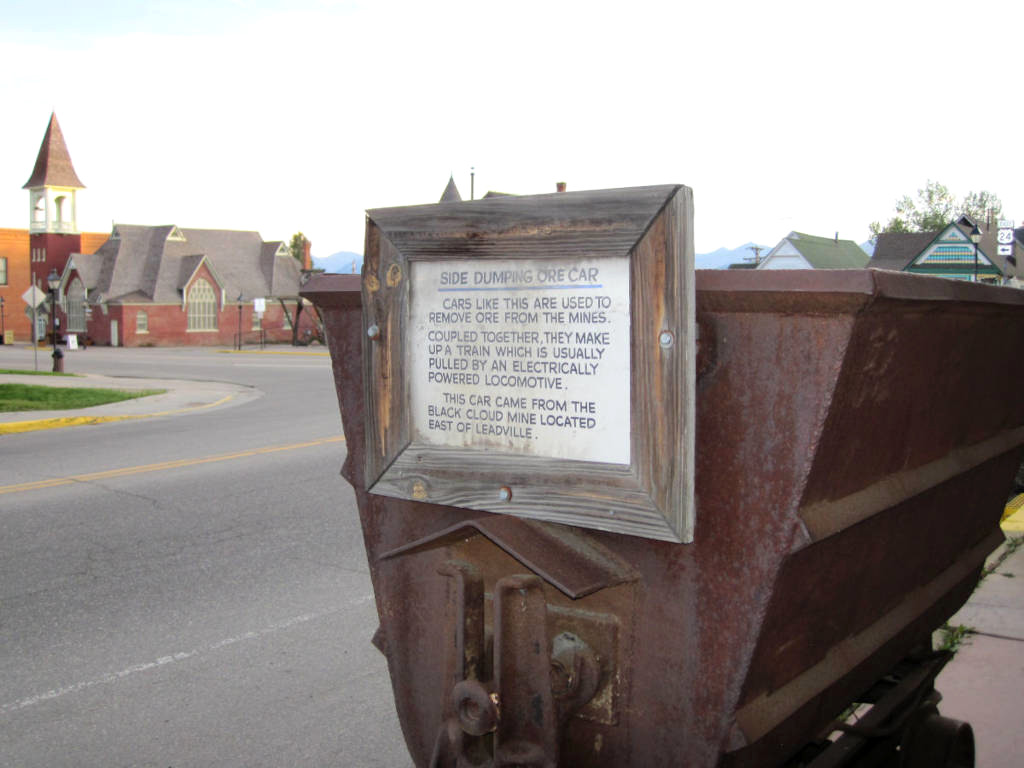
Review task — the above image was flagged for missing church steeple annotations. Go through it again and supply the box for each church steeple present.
[439,175,462,203]
[24,112,85,235]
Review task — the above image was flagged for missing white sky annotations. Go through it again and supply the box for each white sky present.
[1,0,1020,256]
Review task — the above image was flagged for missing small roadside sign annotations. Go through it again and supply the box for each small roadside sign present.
[22,285,47,308]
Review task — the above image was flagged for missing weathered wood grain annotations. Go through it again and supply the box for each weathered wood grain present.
[630,187,696,541]
[368,185,679,263]
[362,220,411,487]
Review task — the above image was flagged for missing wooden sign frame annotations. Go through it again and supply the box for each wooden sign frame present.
[361,185,695,542]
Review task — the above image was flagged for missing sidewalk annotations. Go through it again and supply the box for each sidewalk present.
[0,372,257,434]
[935,523,1024,768]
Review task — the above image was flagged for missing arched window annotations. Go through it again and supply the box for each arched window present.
[67,278,86,332]
[187,279,218,330]
[137,310,148,333]
[55,195,66,225]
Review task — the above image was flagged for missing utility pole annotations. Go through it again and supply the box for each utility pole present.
[745,245,765,267]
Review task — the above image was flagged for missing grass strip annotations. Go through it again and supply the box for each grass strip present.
[0,369,76,377]
[0,383,165,412]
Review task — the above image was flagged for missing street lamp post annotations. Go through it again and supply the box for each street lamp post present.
[970,224,982,283]
[47,268,63,372]
[236,292,244,351]
[0,296,5,344]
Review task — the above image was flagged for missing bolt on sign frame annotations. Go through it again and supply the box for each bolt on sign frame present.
[360,185,696,542]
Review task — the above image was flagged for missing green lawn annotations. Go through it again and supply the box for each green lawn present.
[0,383,165,413]
[0,368,76,376]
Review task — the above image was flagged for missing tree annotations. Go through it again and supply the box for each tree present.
[289,232,308,264]
[870,181,1003,240]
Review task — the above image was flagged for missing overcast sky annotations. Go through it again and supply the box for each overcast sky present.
[1,0,1020,256]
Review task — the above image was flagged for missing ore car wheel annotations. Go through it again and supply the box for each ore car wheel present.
[902,713,974,768]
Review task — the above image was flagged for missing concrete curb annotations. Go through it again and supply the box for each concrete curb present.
[0,373,254,434]
[0,392,238,434]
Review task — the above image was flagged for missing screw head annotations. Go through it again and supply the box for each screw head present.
[367,324,380,340]
[659,330,675,348]
[498,486,512,502]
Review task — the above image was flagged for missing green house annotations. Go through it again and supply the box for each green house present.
[869,217,1019,284]
[757,231,870,270]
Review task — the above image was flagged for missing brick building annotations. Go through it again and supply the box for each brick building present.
[5,113,315,346]
[65,224,310,347]
[0,114,106,343]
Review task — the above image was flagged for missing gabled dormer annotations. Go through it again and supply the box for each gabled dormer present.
[907,221,1001,282]
[23,113,85,236]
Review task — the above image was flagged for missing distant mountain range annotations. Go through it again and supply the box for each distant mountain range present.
[696,240,874,269]
[313,251,362,274]
[695,242,772,270]
[315,242,873,274]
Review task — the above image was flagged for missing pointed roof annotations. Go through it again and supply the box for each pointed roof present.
[868,220,1021,280]
[73,224,303,304]
[868,231,938,271]
[439,175,462,202]
[23,113,85,189]
[759,231,869,270]
[785,232,870,269]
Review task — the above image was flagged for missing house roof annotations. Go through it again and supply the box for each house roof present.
[23,113,85,190]
[868,220,1023,279]
[69,224,302,304]
[868,231,938,271]
[781,232,870,269]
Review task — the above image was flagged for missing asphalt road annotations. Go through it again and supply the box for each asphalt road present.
[0,345,412,767]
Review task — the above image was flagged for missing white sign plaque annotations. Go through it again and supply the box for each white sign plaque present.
[409,257,631,464]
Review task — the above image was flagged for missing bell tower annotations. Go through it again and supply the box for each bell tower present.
[23,112,85,287]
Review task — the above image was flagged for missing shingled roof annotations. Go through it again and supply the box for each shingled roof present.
[868,231,939,271]
[869,220,1024,280]
[793,232,869,268]
[760,232,870,269]
[69,225,301,304]
[23,113,85,189]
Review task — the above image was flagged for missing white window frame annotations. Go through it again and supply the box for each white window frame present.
[66,278,87,332]
[187,279,218,331]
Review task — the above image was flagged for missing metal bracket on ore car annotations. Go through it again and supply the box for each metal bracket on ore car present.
[429,563,600,768]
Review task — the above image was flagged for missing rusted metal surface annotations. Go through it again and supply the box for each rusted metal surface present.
[303,268,1024,767]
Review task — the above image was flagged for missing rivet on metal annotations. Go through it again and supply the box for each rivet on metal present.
[659,330,675,348]
[498,486,513,502]
[367,324,381,340]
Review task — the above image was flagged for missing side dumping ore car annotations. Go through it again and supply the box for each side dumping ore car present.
[304,186,1024,767]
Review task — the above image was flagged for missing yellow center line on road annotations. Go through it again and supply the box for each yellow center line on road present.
[0,435,346,496]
